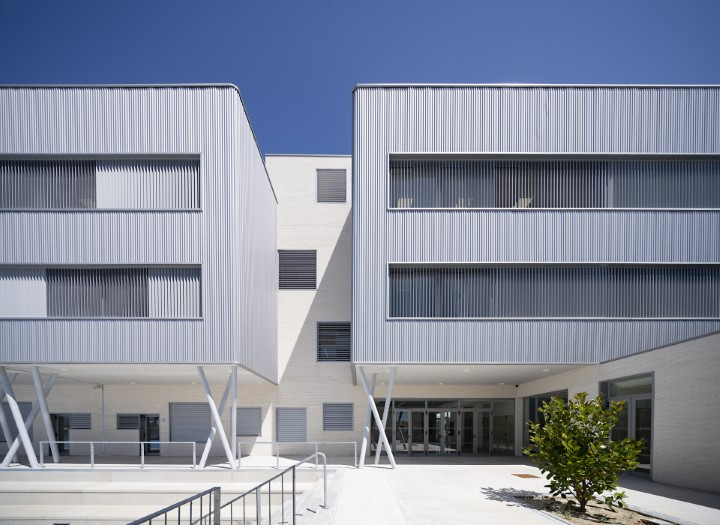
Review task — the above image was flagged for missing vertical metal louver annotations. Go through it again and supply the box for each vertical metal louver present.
[278,250,317,289]
[389,266,720,318]
[389,158,720,209]
[0,268,47,317]
[317,169,347,203]
[323,403,353,431]
[0,160,96,209]
[276,408,307,442]
[117,414,141,430]
[149,267,201,318]
[169,403,211,442]
[1,402,32,442]
[47,268,149,318]
[317,322,351,361]
[236,407,262,436]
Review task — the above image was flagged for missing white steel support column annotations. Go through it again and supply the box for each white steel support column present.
[197,366,237,469]
[199,373,233,469]
[358,368,376,468]
[0,373,18,463]
[31,367,60,464]
[1,373,57,468]
[374,366,397,465]
[231,366,237,461]
[358,367,396,469]
[0,367,38,468]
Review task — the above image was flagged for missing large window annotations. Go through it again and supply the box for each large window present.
[389,157,720,209]
[0,158,200,210]
[317,322,351,361]
[389,265,720,318]
[522,390,568,449]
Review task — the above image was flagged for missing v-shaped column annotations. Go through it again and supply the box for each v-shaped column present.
[198,371,233,469]
[358,367,396,469]
[0,372,19,463]
[0,367,38,468]
[374,366,397,465]
[197,366,237,469]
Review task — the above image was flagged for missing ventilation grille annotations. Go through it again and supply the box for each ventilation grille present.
[117,414,141,430]
[323,403,353,431]
[279,250,316,289]
[389,266,720,318]
[68,413,91,429]
[317,322,351,361]
[317,169,347,203]
[389,158,720,209]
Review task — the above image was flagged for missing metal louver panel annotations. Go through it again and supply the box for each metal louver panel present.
[278,250,316,289]
[170,403,211,442]
[47,268,149,318]
[276,408,306,442]
[389,266,720,318]
[0,268,47,317]
[317,169,347,203]
[117,414,141,430]
[323,403,353,431]
[0,160,96,209]
[148,267,201,318]
[390,158,720,209]
[0,402,32,442]
[96,159,200,209]
[68,413,91,429]
[236,407,262,436]
[317,322,351,361]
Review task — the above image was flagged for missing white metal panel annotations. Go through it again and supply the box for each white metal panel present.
[0,268,46,317]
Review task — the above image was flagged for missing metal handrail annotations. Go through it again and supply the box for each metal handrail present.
[220,452,328,525]
[127,485,220,525]
[237,440,358,468]
[39,440,198,469]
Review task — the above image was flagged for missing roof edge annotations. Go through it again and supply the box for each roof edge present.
[353,83,720,92]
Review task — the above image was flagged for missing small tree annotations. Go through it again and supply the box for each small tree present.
[524,392,643,513]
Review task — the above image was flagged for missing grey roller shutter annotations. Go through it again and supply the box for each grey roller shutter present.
[117,414,141,430]
[68,413,91,429]
[1,402,33,442]
[236,407,262,436]
[317,322,351,361]
[278,250,316,289]
[317,169,347,203]
[276,408,306,442]
[323,403,353,431]
[170,403,211,442]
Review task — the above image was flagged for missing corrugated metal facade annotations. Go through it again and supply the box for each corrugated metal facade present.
[353,86,720,364]
[0,86,277,380]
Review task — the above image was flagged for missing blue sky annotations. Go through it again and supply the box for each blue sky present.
[1,0,719,154]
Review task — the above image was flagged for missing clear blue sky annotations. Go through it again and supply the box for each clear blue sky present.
[1,0,719,154]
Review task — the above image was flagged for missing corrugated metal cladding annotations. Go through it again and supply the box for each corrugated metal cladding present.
[353,86,720,364]
[0,87,277,381]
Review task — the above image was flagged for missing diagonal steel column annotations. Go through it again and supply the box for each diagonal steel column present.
[358,367,396,469]
[0,367,38,468]
[1,373,57,467]
[197,366,237,469]
[0,373,19,463]
[31,367,60,463]
[199,373,233,469]
[357,367,376,468]
[375,366,397,465]
[231,366,237,462]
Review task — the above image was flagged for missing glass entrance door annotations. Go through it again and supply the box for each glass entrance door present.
[140,414,160,455]
[611,395,652,473]
[460,411,474,454]
[50,414,70,454]
[410,411,425,455]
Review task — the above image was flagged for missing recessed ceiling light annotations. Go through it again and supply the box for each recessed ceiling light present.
[380,382,386,385]
[499,382,505,385]
[60,368,70,372]
[463,369,470,373]
[438,382,444,385]
[130,382,137,385]
[385,369,391,373]
[542,369,550,373]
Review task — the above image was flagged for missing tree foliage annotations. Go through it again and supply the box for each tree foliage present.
[524,392,643,513]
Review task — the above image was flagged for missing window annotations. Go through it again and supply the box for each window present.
[389,157,720,209]
[51,412,91,430]
[389,265,720,318]
[169,403,210,442]
[0,158,200,209]
[522,390,568,449]
[276,408,306,442]
[0,266,201,319]
[317,169,347,203]
[317,322,351,361]
[236,407,262,436]
[323,403,353,431]
[278,250,316,289]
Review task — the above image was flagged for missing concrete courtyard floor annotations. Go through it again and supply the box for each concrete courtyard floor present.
[311,455,720,525]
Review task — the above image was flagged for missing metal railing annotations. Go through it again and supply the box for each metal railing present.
[127,486,220,525]
[39,441,198,469]
[237,440,357,468]
[221,452,328,525]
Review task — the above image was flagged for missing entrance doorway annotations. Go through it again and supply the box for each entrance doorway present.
[50,414,70,455]
[139,414,160,455]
